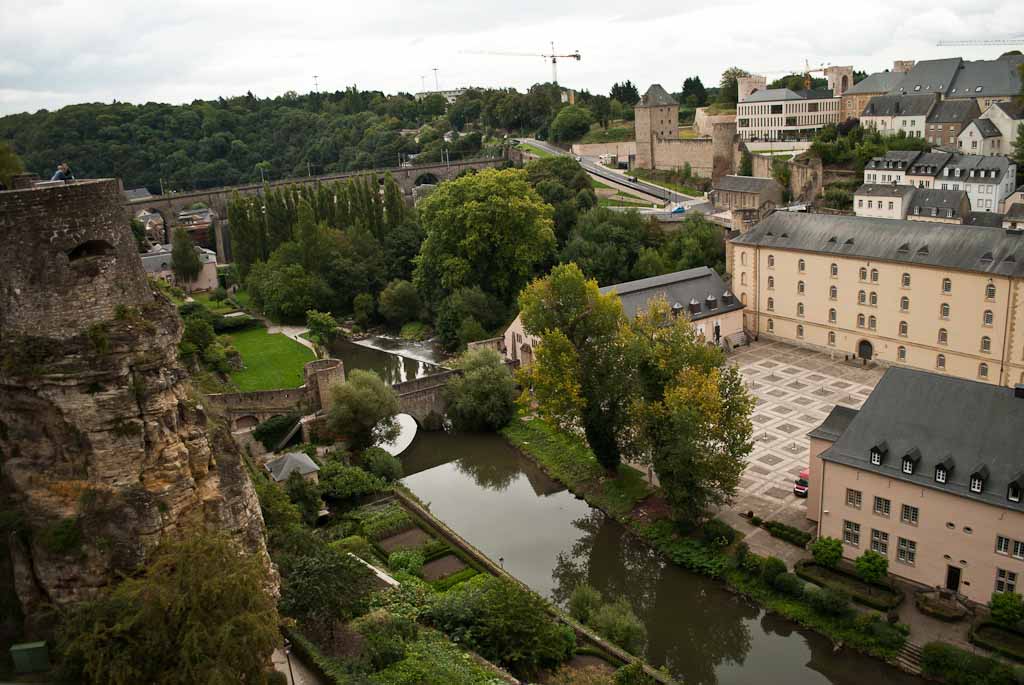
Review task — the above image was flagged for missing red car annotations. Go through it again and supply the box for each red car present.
[793,469,809,498]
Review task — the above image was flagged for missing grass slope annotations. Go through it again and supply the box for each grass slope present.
[227,327,315,391]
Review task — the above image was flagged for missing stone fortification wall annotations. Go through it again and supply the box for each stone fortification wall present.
[693,108,735,136]
[1,180,153,339]
[569,141,637,159]
[749,152,823,202]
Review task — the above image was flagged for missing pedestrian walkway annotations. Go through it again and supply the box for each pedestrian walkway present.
[272,647,323,685]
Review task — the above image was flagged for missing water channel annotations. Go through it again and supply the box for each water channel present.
[400,431,922,685]
[326,336,443,385]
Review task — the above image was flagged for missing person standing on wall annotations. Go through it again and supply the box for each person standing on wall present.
[51,162,74,182]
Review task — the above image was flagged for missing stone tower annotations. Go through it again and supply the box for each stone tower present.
[893,60,915,73]
[737,75,767,102]
[824,66,855,97]
[0,180,270,632]
[634,84,678,169]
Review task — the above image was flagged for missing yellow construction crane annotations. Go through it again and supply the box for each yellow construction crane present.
[760,60,830,90]
[937,38,1024,46]
[463,42,581,84]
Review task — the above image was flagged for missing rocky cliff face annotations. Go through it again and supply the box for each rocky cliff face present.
[0,180,271,632]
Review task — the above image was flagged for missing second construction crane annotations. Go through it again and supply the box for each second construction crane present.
[464,42,581,84]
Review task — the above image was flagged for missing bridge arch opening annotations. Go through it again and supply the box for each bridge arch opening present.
[414,172,440,186]
[235,415,259,430]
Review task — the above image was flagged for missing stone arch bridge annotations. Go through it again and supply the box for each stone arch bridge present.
[124,156,507,227]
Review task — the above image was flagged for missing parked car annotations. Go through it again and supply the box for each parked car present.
[793,469,809,498]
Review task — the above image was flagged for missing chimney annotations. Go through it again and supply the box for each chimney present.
[722,290,735,305]
[689,298,701,315]
[705,293,718,310]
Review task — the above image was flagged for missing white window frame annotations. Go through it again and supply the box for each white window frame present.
[901,504,919,525]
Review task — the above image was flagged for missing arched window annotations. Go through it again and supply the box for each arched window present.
[857,314,865,328]
[797,302,805,317]
[798,258,806,272]
[942,278,952,293]
[767,297,774,311]
[937,354,946,369]
[868,315,877,330]
[981,336,991,353]
[828,331,836,346]
[869,291,878,305]
[899,320,908,336]
[830,263,838,277]
[829,285,838,300]
[938,328,948,344]
[986,283,996,300]
[940,303,950,319]
[870,268,879,282]
[898,346,907,361]
[902,273,911,287]
[979,362,989,378]
[741,252,748,266]
[767,318,774,332]
[900,296,910,311]
[983,310,993,326]
[768,276,775,289]
[829,308,837,323]
[859,267,868,281]
[740,272,747,285]
[797,280,805,294]
[858,290,866,304]
[768,254,775,268]
[796,324,804,338]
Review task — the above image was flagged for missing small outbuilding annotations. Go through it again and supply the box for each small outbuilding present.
[265,451,320,485]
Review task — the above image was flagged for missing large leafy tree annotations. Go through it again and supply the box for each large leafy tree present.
[444,348,517,431]
[718,67,751,105]
[518,263,632,472]
[279,546,376,629]
[681,76,708,107]
[326,369,400,452]
[560,206,660,285]
[414,168,556,308]
[0,141,24,187]
[549,105,593,142]
[609,81,640,106]
[57,533,280,685]
[170,226,201,290]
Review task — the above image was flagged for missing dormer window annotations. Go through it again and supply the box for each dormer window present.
[1009,478,1023,503]
[870,441,888,466]
[969,466,989,494]
[936,467,947,484]
[903,459,914,474]
[902,448,921,475]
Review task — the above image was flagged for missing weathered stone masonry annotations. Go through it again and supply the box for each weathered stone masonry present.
[0,180,271,632]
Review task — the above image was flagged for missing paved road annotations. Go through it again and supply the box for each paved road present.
[520,138,692,204]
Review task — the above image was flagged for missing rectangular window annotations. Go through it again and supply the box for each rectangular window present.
[1014,540,1024,560]
[873,496,891,517]
[871,529,889,556]
[996,568,1018,593]
[844,520,861,547]
[846,489,862,509]
[897,537,917,565]
[997,535,1010,555]
[901,504,919,525]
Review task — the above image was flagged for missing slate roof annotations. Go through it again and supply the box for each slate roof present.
[861,93,937,117]
[807,405,859,442]
[926,99,979,124]
[967,211,1006,228]
[864,150,923,170]
[1006,203,1024,222]
[940,153,1012,184]
[908,188,968,219]
[731,212,1024,277]
[844,71,905,95]
[819,367,1024,514]
[971,118,1002,138]
[140,244,216,273]
[715,175,782,194]
[638,84,677,108]
[854,184,915,199]
[993,101,1024,120]
[908,151,953,177]
[889,58,963,95]
[889,56,1024,99]
[742,88,834,103]
[265,452,320,483]
[598,266,743,321]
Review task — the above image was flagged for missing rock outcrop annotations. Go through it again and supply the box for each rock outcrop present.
[0,180,270,631]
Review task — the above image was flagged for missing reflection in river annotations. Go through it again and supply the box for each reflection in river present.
[401,431,922,685]
[327,338,439,385]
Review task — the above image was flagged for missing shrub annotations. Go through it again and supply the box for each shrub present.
[252,413,300,450]
[591,597,647,654]
[741,552,764,575]
[388,550,425,577]
[808,587,852,618]
[750,515,762,526]
[855,613,908,651]
[317,462,386,504]
[763,520,812,548]
[378,279,421,328]
[702,518,738,547]
[358,504,415,541]
[330,535,377,562]
[921,641,1018,685]
[444,348,517,431]
[734,541,750,568]
[38,518,82,555]
[811,536,843,569]
[855,550,890,587]
[760,556,787,583]
[211,286,228,302]
[360,447,402,482]
[772,572,805,598]
[352,609,418,670]
[353,292,375,327]
[989,591,1024,629]
[614,663,657,685]
[568,582,604,624]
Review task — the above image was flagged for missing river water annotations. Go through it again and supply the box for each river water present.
[400,431,921,685]
[327,337,442,385]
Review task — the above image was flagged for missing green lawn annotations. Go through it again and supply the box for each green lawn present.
[227,327,315,391]
[190,292,236,315]
[516,142,553,158]
[579,124,634,144]
[598,195,653,209]
[589,175,614,190]
[628,168,704,197]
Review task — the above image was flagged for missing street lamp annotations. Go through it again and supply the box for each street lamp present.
[283,638,295,684]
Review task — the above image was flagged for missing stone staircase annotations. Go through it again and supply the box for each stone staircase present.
[895,640,923,675]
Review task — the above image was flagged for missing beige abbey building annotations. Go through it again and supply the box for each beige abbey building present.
[727,212,1024,387]
[807,368,1024,605]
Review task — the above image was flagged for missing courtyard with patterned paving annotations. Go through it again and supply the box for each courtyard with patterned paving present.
[727,339,884,534]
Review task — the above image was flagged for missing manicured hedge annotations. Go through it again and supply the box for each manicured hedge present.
[284,628,349,684]
[795,559,903,611]
[921,641,1019,685]
[970,621,1024,662]
[763,520,812,548]
[914,593,968,622]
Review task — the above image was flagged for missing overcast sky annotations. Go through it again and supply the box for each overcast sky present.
[1,0,1022,116]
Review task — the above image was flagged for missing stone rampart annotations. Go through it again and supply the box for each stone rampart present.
[569,141,637,159]
[749,152,823,202]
